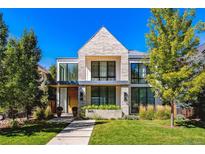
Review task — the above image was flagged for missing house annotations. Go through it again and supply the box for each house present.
[50,26,162,115]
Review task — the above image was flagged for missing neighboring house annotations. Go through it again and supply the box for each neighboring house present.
[50,27,205,116]
[50,27,159,115]
[38,65,50,91]
[38,65,56,112]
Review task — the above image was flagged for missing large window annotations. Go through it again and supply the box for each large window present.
[59,63,78,81]
[131,87,155,113]
[131,63,148,84]
[91,61,116,81]
[91,86,116,105]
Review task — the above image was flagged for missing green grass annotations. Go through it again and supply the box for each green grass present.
[0,121,68,145]
[89,120,205,145]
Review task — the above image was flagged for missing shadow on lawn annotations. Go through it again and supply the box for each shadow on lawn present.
[176,120,205,129]
[0,121,68,137]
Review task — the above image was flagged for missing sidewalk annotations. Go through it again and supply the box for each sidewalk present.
[47,120,95,145]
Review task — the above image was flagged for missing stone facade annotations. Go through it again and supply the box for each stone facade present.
[85,109,122,119]
[77,27,130,115]
[78,27,129,81]
[55,26,155,116]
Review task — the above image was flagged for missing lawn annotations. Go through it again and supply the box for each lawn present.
[0,121,68,145]
[89,120,205,145]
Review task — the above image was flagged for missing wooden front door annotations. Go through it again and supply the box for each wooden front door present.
[68,88,78,113]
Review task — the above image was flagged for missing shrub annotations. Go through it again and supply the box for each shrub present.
[33,107,45,120]
[123,115,139,120]
[10,120,19,128]
[175,114,186,126]
[139,105,170,120]
[145,105,155,120]
[82,105,120,110]
[45,106,54,119]
[164,105,171,119]
[0,107,5,113]
[139,105,155,120]
[139,105,147,119]
[155,105,171,120]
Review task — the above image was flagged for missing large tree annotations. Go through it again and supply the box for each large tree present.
[17,30,41,119]
[2,38,22,119]
[146,8,205,127]
[0,13,8,105]
[2,30,41,119]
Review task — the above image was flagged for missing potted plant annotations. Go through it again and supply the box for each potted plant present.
[72,107,78,117]
[56,106,63,117]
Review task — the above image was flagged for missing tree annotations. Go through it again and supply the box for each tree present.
[2,39,22,119]
[49,64,56,81]
[146,9,205,127]
[17,30,41,119]
[0,13,8,106]
[48,64,56,101]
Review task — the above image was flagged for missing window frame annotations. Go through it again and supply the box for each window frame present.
[91,86,116,105]
[59,63,78,81]
[131,63,148,84]
[91,61,116,81]
[130,87,155,114]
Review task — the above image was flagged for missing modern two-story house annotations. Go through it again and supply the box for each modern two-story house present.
[51,27,161,115]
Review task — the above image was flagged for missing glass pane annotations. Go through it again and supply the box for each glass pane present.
[108,87,116,105]
[67,63,78,81]
[91,87,99,105]
[100,87,107,105]
[147,88,155,105]
[131,87,139,113]
[139,64,147,83]
[131,63,139,84]
[139,64,146,78]
[59,88,67,112]
[59,63,67,81]
[91,62,99,80]
[108,61,116,79]
[100,62,107,78]
[139,88,147,106]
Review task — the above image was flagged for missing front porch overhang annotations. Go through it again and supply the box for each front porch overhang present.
[48,81,79,88]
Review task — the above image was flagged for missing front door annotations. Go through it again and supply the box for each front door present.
[68,88,78,113]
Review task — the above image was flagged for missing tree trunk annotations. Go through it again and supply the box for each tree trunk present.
[170,102,175,128]
[26,106,30,120]
[26,110,29,120]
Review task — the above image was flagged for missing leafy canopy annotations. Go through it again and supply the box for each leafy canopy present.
[146,8,205,103]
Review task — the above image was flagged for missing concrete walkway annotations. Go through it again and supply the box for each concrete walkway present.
[47,120,95,145]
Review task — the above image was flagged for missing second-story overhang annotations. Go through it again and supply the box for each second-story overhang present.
[78,81,129,86]
[49,80,129,87]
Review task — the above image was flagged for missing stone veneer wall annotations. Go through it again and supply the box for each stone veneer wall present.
[78,27,129,115]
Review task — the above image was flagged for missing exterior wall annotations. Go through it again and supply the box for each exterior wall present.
[85,56,121,81]
[78,27,129,81]
[55,27,164,116]
[120,86,129,115]
[56,58,78,81]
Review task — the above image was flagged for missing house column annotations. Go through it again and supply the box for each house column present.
[121,86,129,115]
[78,86,86,116]
[56,87,60,107]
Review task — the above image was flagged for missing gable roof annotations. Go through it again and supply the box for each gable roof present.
[78,26,128,54]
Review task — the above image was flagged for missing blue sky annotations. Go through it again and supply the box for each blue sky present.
[1,8,205,69]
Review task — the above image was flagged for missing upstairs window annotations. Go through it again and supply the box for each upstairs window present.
[131,63,148,84]
[59,63,78,81]
[91,61,116,81]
